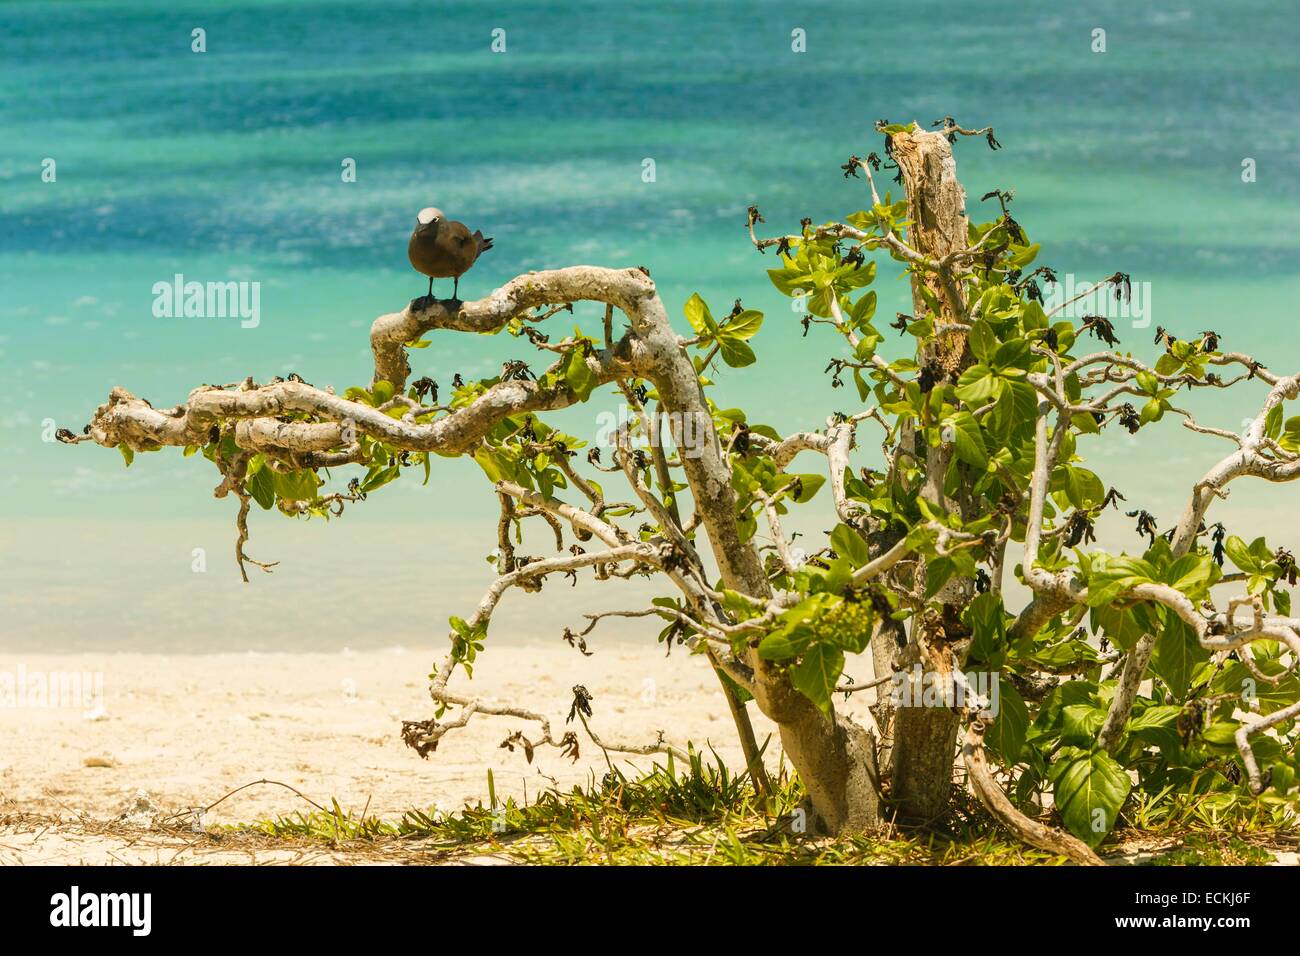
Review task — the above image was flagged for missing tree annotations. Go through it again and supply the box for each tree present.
[67,120,1300,865]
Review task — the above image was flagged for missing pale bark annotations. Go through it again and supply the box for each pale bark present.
[962,722,1104,866]
[873,128,973,823]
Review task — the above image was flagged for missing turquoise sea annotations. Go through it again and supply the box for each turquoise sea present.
[2,0,1299,649]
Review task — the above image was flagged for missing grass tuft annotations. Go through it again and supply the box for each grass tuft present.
[235,750,1297,865]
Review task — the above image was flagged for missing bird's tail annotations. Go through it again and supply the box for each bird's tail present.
[475,231,494,254]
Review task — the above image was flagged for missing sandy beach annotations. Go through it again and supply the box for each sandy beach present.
[0,643,879,864]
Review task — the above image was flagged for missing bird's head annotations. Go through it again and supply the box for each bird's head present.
[414,207,444,237]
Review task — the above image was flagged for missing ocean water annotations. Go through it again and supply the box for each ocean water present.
[2,0,1298,649]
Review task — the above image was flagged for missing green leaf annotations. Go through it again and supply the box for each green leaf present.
[987,379,1037,440]
[757,621,815,661]
[361,464,400,493]
[1062,466,1105,510]
[1201,720,1241,749]
[954,365,1000,404]
[924,555,956,599]
[371,380,396,405]
[1020,298,1047,329]
[247,465,276,510]
[992,338,1031,370]
[968,319,1000,363]
[1061,703,1108,745]
[1034,681,1100,737]
[1050,747,1131,848]
[790,644,844,717]
[723,309,764,340]
[1139,397,1164,424]
[272,468,319,501]
[1269,763,1296,796]
[117,443,134,467]
[1090,604,1152,653]
[473,448,510,484]
[851,291,877,326]
[684,293,717,335]
[766,267,809,297]
[1150,613,1208,701]
[1165,552,1220,599]
[1084,555,1158,607]
[1154,352,1182,376]
[830,523,870,567]
[986,681,1028,763]
[944,410,988,468]
[1280,416,1300,454]
[852,368,870,401]
[787,473,825,503]
[965,593,1008,665]
[564,348,596,400]
[1223,535,1263,574]
[1126,704,1183,751]
[758,593,839,661]
[717,334,757,368]
[1265,403,1283,441]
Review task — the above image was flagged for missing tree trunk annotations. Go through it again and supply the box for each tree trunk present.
[737,127,977,830]
[750,664,880,833]
[872,127,974,823]
[635,289,879,829]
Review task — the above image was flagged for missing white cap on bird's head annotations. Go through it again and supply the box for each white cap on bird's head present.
[416,207,444,225]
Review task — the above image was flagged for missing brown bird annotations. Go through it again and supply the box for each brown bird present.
[408,206,493,303]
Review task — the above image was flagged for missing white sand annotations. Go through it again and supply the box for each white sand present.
[0,644,878,863]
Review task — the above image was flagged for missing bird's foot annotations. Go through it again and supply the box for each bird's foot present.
[409,294,464,314]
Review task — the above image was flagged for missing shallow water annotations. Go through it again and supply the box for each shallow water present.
[2,0,1298,648]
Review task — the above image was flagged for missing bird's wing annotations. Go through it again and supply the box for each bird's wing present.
[445,221,473,246]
